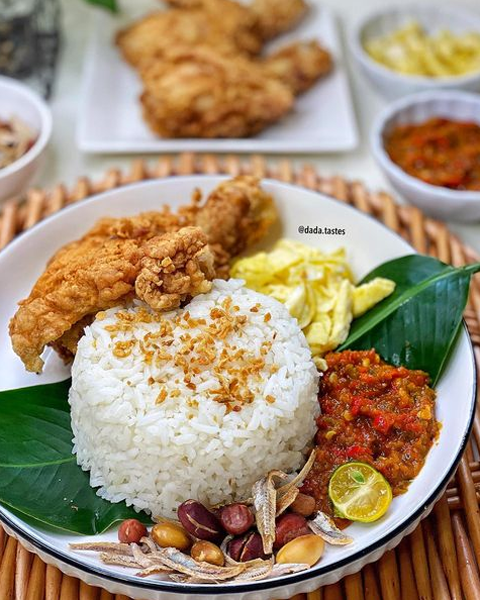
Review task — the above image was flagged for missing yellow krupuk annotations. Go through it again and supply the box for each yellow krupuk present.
[231,240,395,367]
[365,20,480,78]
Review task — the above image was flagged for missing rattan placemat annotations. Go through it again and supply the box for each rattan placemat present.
[0,153,479,600]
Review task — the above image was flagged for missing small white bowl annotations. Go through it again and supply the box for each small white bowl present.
[371,90,480,222]
[351,4,480,99]
[0,76,52,201]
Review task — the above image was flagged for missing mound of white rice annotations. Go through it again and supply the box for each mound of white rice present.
[69,279,319,517]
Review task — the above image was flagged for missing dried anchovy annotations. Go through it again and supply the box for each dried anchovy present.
[99,553,145,569]
[230,558,275,582]
[169,573,212,584]
[253,470,287,554]
[137,564,176,578]
[157,547,246,581]
[270,563,311,577]
[140,536,157,553]
[276,485,299,516]
[70,542,132,555]
[131,543,156,568]
[220,534,236,565]
[308,512,353,546]
[277,449,316,497]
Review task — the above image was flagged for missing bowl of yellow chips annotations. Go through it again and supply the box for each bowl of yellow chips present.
[351,4,480,99]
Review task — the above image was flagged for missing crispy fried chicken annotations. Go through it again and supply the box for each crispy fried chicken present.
[116,3,261,68]
[140,47,294,139]
[162,0,307,40]
[116,0,332,139]
[250,0,308,40]
[139,41,331,138]
[9,177,276,373]
[262,41,333,95]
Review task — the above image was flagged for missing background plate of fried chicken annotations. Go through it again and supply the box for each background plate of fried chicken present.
[78,0,358,153]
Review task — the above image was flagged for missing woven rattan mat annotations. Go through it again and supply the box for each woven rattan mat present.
[0,153,479,600]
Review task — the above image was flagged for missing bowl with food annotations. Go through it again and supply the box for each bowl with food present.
[371,90,480,222]
[0,175,477,599]
[351,4,480,99]
[0,76,52,201]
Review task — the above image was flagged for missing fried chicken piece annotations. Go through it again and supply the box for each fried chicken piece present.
[195,175,277,272]
[163,0,307,41]
[262,41,333,94]
[139,41,332,138]
[116,7,261,68]
[140,47,294,138]
[10,227,214,373]
[10,177,276,372]
[134,230,215,310]
[250,0,308,40]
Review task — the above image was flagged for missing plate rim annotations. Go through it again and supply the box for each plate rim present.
[0,175,476,593]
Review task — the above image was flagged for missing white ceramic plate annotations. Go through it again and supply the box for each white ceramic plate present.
[77,1,358,154]
[0,177,475,600]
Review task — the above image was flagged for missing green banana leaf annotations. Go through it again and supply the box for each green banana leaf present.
[340,255,480,385]
[84,0,118,12]
[0,380,149,535]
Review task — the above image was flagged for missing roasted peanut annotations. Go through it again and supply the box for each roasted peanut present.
[178,500,224,542]
[191,540,225,566]
[151,522,191,551]
[219,503,254,535]
[118,519,147,544]
[290,493,316,517]
[274,512,310,549]
[228,531,267,562]
[276,534,325,567]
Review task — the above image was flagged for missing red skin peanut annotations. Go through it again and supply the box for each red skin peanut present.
[219,503,254,535]
[274,512,310,549]
[178,499,224,542]
[118,519,147,544]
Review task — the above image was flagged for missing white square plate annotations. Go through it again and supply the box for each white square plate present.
[77,1,358,154]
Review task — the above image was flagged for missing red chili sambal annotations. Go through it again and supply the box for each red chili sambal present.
[301,349,439,517]
[385,117,480,191]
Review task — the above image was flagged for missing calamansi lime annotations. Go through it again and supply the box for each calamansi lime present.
[328,462,392,523]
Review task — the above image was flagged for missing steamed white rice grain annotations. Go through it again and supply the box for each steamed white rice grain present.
[69,279,319,517]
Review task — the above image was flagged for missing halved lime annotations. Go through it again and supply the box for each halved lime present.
[328,462,392,523]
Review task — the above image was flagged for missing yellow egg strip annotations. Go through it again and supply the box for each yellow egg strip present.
[364,20,480,77]
[231,240,395,367]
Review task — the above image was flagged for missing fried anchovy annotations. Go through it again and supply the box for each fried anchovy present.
[156,548,246,580]
[231,558,275,582]
[277,449,316,497]
[276,485,299,516]
[308,511,353,545]
[270,563,310,577]
[99,553,144,568]
[137,564,177,578]
[253,469,287,554]
[70,542,132,555]
[220,534,236,565]
[130,543,156,568]
[140,536,157,553]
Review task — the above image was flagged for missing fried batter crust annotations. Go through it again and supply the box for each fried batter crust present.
[250,0,308,40]
[262,41,333,95]
[9,177,276,372]
[116,6,261,68]
[139,47,294,139]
